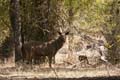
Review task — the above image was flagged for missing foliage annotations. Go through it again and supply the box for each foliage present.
[20,0,61,42]
[0,0,10,46]
[1,36,12,57]
[63,0,113,33]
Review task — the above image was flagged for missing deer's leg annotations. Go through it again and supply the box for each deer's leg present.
[52,56,55,64]
[34,55,39,64]
[22,53,24,62]
[28,52,32,64]
[26,53,29,64]
[48,56,52,68]
[22,51,27,63]
[85,57,89,64]
[40,56,45,64]
[34,57,37,64]
[23,55,27,63]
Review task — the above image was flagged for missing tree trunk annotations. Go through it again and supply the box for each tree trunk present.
[9,0,22,62]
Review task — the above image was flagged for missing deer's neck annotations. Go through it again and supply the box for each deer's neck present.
[53,36,65,50]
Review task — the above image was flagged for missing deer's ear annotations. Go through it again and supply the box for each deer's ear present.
[58,31,62,35]
[65,31,69,35]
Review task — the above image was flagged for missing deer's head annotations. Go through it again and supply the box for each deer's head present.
[57,31,69,43]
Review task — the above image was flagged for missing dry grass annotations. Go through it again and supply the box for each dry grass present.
[0,63,120,80]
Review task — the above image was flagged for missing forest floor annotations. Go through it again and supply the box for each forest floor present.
[0,63,120,80]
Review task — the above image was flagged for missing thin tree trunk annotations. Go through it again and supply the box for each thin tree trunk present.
[9,0,22,62]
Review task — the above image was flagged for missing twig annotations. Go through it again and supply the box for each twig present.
[51,67,60,80]
[105,63,111,76]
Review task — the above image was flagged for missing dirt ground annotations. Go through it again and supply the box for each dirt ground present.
[0,63,120,80]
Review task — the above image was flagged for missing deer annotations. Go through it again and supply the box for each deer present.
[22,30,69,67]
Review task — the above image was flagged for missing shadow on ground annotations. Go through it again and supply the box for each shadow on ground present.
[29,76,120,80]
[0,76,120,80]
